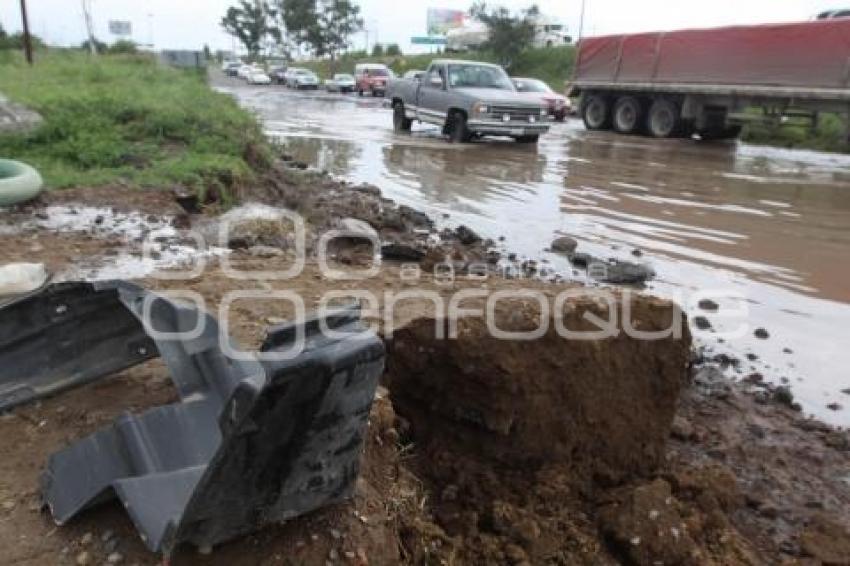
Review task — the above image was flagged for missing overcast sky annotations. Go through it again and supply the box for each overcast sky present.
[0,0,839,53]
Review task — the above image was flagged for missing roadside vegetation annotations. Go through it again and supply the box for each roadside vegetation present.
[741,113,849,153]
[301,45,576,91]
[0,50,269,197]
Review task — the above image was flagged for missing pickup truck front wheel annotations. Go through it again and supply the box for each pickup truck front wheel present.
[393,103,412,133]
[447,112,471,143]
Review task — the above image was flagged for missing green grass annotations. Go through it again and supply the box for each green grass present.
[741,112,849,153]
[300,45,577,92]
[0,50,270,195]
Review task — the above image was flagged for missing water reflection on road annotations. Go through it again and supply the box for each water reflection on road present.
[222,84,850,425]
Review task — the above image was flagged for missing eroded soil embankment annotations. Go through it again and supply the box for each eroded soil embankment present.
[384,299,850,565]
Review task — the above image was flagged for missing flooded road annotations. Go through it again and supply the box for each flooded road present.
[221,83,850,425]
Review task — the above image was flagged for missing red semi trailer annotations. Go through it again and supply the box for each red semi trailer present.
[569,19,850,139]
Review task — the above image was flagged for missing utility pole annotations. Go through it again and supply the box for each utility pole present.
[20,0,33,65]
[81,0,97,55]
[578,0,587,43]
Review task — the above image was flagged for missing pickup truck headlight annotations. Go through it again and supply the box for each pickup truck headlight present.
[472,102,489,116]
[540,107,548,116]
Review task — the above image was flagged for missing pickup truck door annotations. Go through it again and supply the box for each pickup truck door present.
[416,65,450,126]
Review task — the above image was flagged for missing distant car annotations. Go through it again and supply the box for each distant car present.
[325,73,356,93]
[288,69,320,89]
[816,8,850,19]
[247,70,272,85]
[236,64,254,80]
[223,62,242,77]
[355,63,392,97]
[403,70,426,80]
[512,77,571,121]
[269,66,288,84]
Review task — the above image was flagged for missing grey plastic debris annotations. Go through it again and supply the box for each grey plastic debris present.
[0,281,384,557]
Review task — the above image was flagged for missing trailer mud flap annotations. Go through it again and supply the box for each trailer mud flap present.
[0,281,384,556]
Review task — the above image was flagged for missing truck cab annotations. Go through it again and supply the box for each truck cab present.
[388,59,550,143]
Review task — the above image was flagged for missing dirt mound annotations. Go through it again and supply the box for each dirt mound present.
[387,296,690,487]
[385,295,692,563]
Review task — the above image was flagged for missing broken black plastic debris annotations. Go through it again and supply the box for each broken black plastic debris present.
[1,281,384,557]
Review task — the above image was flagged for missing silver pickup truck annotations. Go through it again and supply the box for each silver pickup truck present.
[386,59,551,143]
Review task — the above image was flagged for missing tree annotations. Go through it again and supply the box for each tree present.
[371,43,384,57]
[279,0,362,62]
[221,1,282,58]
[386,43,401,56]
[80,38,107,54]
[469,1,539,68]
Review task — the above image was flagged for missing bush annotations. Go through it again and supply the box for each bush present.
[371,43,384,57]
[386,43,401,56]
[108,40,138,54]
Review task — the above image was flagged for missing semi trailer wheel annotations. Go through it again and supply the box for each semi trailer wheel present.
[647,99,681,138]
[582,94,611,130]
[613,96,643,134]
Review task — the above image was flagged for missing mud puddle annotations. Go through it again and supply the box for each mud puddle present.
[217,82,850,424]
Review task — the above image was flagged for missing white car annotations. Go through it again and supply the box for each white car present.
[236,64,254,80]
[247,70,272,85]
[289,69,320,90]
[324,73,356,93]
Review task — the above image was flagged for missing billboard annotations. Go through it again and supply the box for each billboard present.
[427,8,465,36]
[108,20,132,36]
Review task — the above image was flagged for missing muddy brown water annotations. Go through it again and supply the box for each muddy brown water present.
[218,82,850,426]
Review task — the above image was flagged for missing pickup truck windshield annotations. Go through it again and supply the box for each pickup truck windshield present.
[365,69,389,77]
[514,79,552,93]
[447,64,513,90]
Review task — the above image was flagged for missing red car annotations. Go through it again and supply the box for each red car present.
[355,63,391,97]
[512,78,572,121]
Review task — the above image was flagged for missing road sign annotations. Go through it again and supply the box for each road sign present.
[411,36,448,45]
[109,20,132,36]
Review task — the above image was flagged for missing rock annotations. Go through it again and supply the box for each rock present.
[842,388,850,396]
[670,416,694,441]
[75,551,91,566]
[399,205,432,228]
[693,316,712,331]
[381,243,425,262]
[754,328,770,340]
[0,263,48,297]
[597,479,698,566]
[827,403,843,412]
[773,386,795,407]
[698,299,720,312]
[248,245,285,258]
[453,225,481,245]
[592,261,655,285]
[504,543,529,564]
[338,218,378,240]
[550,236,578,254]
[800,514,850,565]
[106,552,124,564]
[100,530,115,542]
[80,533,93,546]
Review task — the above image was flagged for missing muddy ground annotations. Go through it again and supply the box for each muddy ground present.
[0,172,849,566]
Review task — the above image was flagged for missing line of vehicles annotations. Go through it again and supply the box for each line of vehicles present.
[222,58,575,145]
